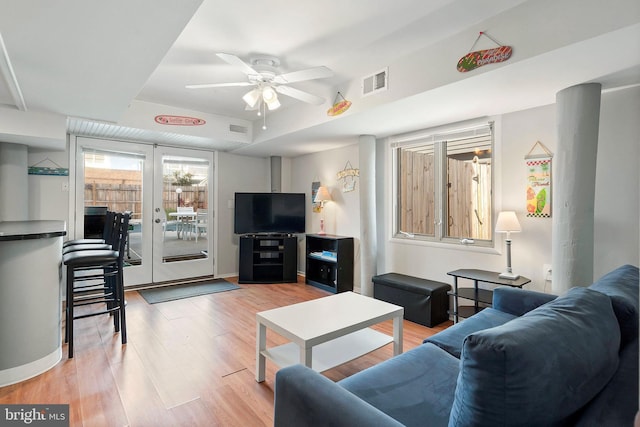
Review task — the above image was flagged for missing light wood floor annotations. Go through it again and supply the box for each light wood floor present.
[0,277,452,426]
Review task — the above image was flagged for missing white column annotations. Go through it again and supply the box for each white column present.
[0,142,28,221]
[359,135,376,296]
[270,156,281,193]
[552,83,601,293]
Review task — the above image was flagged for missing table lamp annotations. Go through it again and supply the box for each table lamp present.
[495,211,522,280]
[313,186,332,235]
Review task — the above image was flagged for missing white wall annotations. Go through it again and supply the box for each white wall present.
[21,87,640,287]
[27,148,69,221]
[594,86,640,278]
[290,85,640,294]
[215,151,270,277]
[290,144,362,288]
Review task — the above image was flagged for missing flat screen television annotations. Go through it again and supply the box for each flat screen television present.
[234,192,306,235]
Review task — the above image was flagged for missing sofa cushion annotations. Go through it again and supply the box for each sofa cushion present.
[573,338,639,426]
[589,264,639,346]
[339,343,460,427]
[424,308,516,358]
[448,287,621,427]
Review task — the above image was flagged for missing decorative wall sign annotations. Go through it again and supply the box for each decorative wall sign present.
[457,32,512,73]
[154,115,206,126]
[312,181,322,213]
[525,141,553,218]
[337,161,359,193]
[28,158,69,176]
[327,92,352,116]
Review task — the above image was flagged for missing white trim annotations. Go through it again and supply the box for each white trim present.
[0,348,61,387]
[0,32,27,111]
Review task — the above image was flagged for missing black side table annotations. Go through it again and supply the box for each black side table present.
[447,269,531,323]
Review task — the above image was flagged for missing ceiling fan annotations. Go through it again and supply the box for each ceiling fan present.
[186,53,334,111]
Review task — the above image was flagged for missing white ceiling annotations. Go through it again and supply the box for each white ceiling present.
[1,0,639,157]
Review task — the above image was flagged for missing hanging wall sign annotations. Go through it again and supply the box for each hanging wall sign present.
[154,115,206,126]
[28,158,69,176]
[525,141,553,218]
[457,32,512,73]
[327,92,352,116]
[337,161,359,193]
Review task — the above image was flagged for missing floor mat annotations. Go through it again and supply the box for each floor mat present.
[139,279,240,304]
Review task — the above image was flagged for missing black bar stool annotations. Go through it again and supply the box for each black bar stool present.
[62,212,130,358]
[62,211,117,253]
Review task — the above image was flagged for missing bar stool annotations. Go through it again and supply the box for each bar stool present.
[62,211,116,254]
[62,212,129,358]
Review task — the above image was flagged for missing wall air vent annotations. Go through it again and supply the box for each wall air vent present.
[362,67,388,96]
[229,124,248,134]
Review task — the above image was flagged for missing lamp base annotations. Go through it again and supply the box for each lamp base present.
[499,271,520,280]
[317,218,326,235]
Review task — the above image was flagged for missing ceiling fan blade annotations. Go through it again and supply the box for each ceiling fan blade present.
[273,66,333,84]
[216,53,260,76]
[186,82,254,89]
[275,85,325,105]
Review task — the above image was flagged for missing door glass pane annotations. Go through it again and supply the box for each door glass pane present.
[83,149,144,265]
[161,155,209,263]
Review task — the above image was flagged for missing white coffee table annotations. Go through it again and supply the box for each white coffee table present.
[256,291,403,382]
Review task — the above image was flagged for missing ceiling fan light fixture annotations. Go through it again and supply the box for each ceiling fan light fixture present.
[265,97,281,111]
[242,88,261,108]
[261,86,280,110]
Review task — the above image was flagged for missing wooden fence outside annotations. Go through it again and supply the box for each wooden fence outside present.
[84,183,207,220]
[399,150,491,239]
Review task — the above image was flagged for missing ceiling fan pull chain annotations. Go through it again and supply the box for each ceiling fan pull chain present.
[262,101,267,130]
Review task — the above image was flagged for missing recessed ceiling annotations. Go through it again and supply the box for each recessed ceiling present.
[0,0,638,157]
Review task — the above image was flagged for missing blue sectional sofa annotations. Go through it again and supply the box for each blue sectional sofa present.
[274,264,639,426]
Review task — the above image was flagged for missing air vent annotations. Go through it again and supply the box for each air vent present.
[229,124,248,134]
[362,67,388,96]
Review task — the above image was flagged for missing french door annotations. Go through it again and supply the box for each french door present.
[74,137,215,286]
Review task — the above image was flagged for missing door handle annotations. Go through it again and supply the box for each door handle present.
[155,218,161,224]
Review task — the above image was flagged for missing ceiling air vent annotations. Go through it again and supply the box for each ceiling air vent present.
[229,124,248,134]
[362,67,388,96]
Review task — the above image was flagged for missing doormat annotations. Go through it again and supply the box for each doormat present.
[139,279,240,304]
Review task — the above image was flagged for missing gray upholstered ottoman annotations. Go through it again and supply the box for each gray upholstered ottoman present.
[372,273,451,327]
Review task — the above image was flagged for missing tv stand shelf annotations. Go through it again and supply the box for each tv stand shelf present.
[239,234,297,284]
[305,234,354,293]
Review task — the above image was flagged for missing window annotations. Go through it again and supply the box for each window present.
[392,121,494,246]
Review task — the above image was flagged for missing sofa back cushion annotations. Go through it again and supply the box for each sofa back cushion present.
[448,287,620,427]
[589,264,639,346]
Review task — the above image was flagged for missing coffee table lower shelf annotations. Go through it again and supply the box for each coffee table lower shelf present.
[261,328,393,373]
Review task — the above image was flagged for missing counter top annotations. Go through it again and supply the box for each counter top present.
[0,220,67,241]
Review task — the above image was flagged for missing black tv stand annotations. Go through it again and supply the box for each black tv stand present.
[238,234,297,284]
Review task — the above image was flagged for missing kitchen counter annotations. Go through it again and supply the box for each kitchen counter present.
[0,220,66,386]
[0,220,67,241]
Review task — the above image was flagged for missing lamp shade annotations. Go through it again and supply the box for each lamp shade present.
[495,211,521,233]
[262,86,281,110]
[242,88,261,108]
[314,186,332,203]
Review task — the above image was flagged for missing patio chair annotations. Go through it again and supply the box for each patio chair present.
[160,209,180,240]
[177,206,196,239]
[195,209,207,242]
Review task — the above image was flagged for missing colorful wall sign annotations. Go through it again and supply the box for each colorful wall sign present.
[154,115,206,126]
